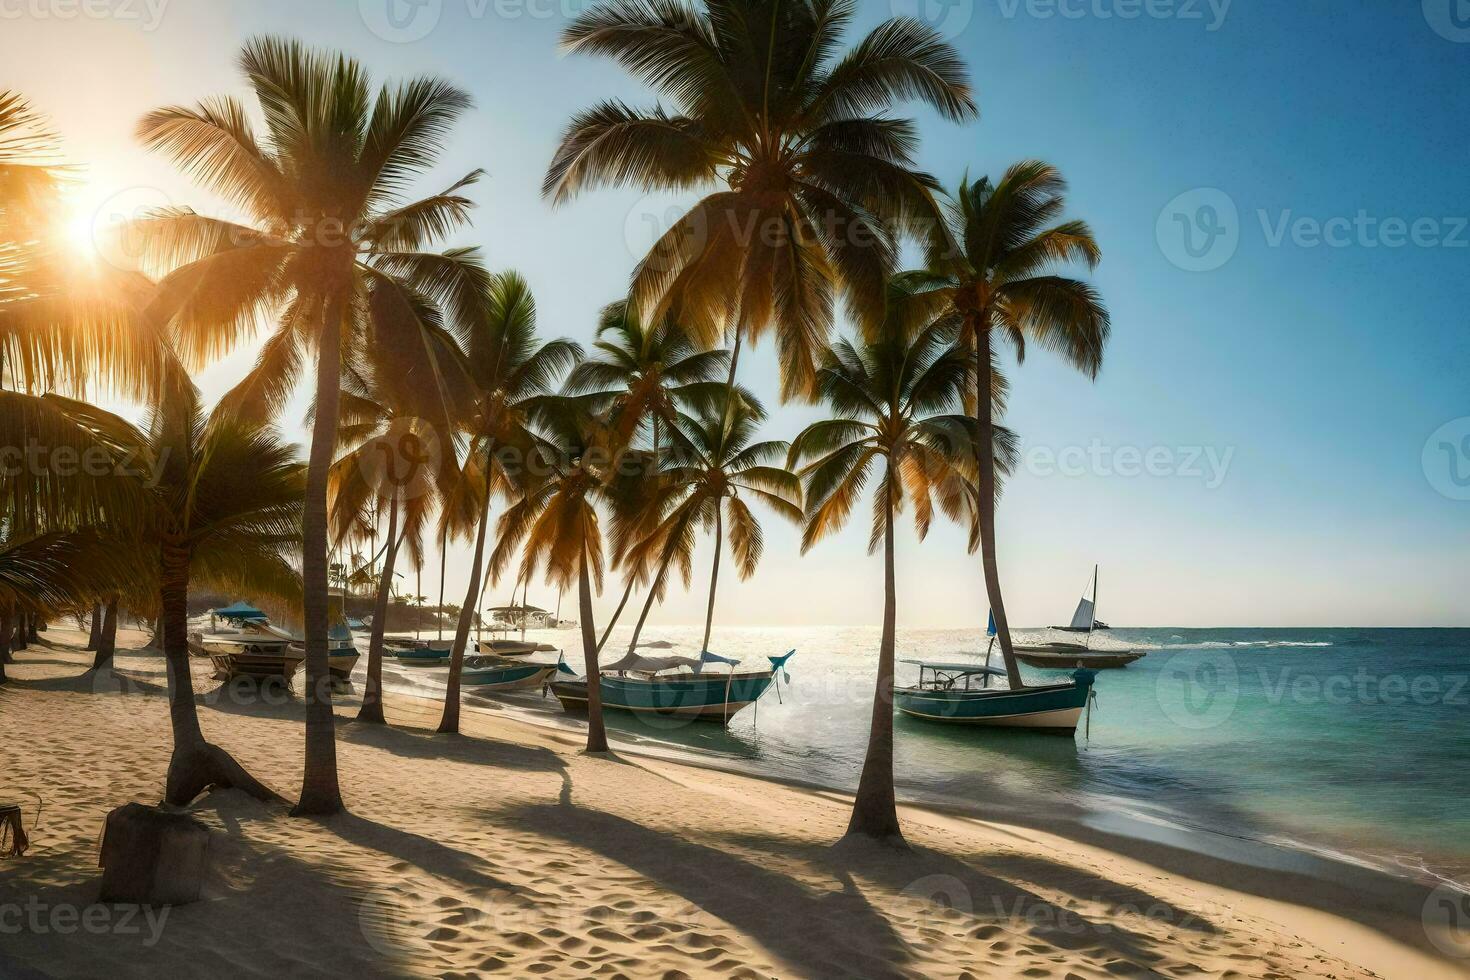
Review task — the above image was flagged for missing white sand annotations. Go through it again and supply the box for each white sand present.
[0,631,1460,979]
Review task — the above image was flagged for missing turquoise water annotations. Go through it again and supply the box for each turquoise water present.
[384,625,1470,883]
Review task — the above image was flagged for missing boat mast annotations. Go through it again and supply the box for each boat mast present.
[1086,564,1099,650]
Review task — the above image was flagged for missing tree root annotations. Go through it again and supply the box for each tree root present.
[165,741,286,807]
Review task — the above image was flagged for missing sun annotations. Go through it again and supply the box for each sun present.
[62,203,99,261]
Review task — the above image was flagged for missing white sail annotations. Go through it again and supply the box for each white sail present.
[1068,597,1096,630]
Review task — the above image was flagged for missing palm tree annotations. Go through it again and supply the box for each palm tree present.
[789,308,1008,843]
[902,163,1109,688]
[329,390,444,725]
[436,271,579,735]
[546,0,976,399]
[621,390,801,660]
[489,400,647,753]
[140,380,304,804]
[563,300,729,643]
[134,37,489,814]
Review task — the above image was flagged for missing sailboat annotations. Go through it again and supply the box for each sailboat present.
[1011,565,1145,669]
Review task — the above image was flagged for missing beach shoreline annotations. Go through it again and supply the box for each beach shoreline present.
[2,631,1464,978]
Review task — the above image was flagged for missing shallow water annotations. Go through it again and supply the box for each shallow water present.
[375,624,1470,885]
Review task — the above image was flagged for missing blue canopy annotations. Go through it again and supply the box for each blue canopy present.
[214,602,267,622]
[699,650,740,669]
[768,649,796,669]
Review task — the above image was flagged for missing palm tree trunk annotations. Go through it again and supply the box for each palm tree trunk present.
[700,507,723,655]
[26,613,38,643]
[596,575,636,653]
[295,295,346,816]
[438,443,495,734]
[159,538,280,806]
[975,326,1024,690]
[91,596,118,671]
[579,543,607,753]
[86,601,103,650]
[358,494,401,725]
[0,608,11,684]
[12,615,26,652]
[844,486,904,843]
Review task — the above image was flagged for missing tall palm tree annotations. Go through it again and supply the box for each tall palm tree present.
[789,309,1011,843]
[902,163,1109,688]
[134,37,489,814]
[621,390,801,659]
[546,0,976,399]
[436,271,579,735]
[491,400,655,752]
[563,300,729,642]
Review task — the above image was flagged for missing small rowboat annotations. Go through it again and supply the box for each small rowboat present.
[894,661,1097,735]
[386,640,452,665]
[477,638,558,657]
[461,655,559,691]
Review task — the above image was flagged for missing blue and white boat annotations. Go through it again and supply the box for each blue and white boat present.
[894,660,1097,734]
[386,638,453,665]
[551,650,795,723]
[461,654,560,691]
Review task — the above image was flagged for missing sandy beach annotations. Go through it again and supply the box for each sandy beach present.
[0,629,1462,979]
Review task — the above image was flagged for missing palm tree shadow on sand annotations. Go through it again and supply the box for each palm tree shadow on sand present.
[500,793,913,978]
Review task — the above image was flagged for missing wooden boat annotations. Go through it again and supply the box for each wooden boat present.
[551,651,795,723]
[200,608,359,682]
[894,661,1097,734]
[1013,647,1144,669]
[461,655,559,692]
[476,638,557,657]
[386,639,452,665]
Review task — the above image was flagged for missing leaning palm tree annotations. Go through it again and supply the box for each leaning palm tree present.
[546,0,976,399]
[622,389,801,660]
[902,163,1109,688]
[436,271,579,735]
[134,37,489,814]
[789,308,1011,843]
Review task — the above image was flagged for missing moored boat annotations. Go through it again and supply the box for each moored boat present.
[551,650,795,723]
[1017,565,1144,669]
[386,638,452,665]
[476,638,558,657]
[894,660,1097,734]
[461,655,560,692]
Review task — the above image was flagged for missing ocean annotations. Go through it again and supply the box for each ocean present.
[380,625,1470,887]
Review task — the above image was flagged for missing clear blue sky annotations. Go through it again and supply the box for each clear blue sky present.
[10,0,1468,626]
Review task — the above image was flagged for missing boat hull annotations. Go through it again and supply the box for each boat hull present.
[461,660,557,691]
[204,641,358,682]
[894,674,1096,733]
[388,643,452,664]
[551,670,775,720]
[1014,648,1144,669]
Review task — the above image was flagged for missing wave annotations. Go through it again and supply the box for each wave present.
[1131,640,1334,650]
